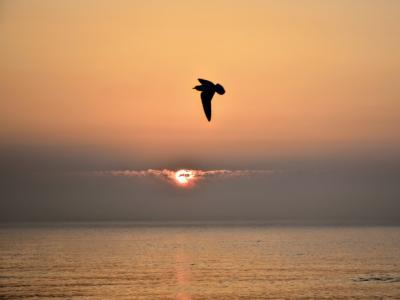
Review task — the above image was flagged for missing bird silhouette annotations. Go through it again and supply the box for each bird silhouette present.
[193,78,225,121]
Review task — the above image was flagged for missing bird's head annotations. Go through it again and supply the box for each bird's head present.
[215,84,225,95]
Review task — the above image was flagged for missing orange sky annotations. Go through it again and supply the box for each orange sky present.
[1,0,399,160]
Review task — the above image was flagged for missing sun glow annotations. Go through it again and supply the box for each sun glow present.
[174,169,194,186]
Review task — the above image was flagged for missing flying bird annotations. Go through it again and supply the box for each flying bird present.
[193,78,225,121]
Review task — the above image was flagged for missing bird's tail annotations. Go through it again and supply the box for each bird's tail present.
[193,85,202,91]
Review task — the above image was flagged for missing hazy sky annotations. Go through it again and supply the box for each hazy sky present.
[2,0,400,158]
[1,1,399,221]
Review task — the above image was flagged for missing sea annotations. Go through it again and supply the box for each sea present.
[1,223,400,299]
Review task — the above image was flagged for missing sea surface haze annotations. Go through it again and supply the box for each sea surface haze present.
[1,223,400,299]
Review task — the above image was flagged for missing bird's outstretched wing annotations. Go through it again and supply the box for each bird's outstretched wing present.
[201,90,215,121]
[198,78,214,86]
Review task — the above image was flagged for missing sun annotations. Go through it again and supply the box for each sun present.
[174,169,194,186]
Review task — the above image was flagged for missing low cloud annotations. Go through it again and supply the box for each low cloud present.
[84,169,276,185]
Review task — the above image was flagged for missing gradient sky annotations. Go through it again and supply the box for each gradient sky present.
[1,0,400,160]
[1,1,400,221]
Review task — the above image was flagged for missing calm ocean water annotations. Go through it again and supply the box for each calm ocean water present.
[1,223,400,299]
